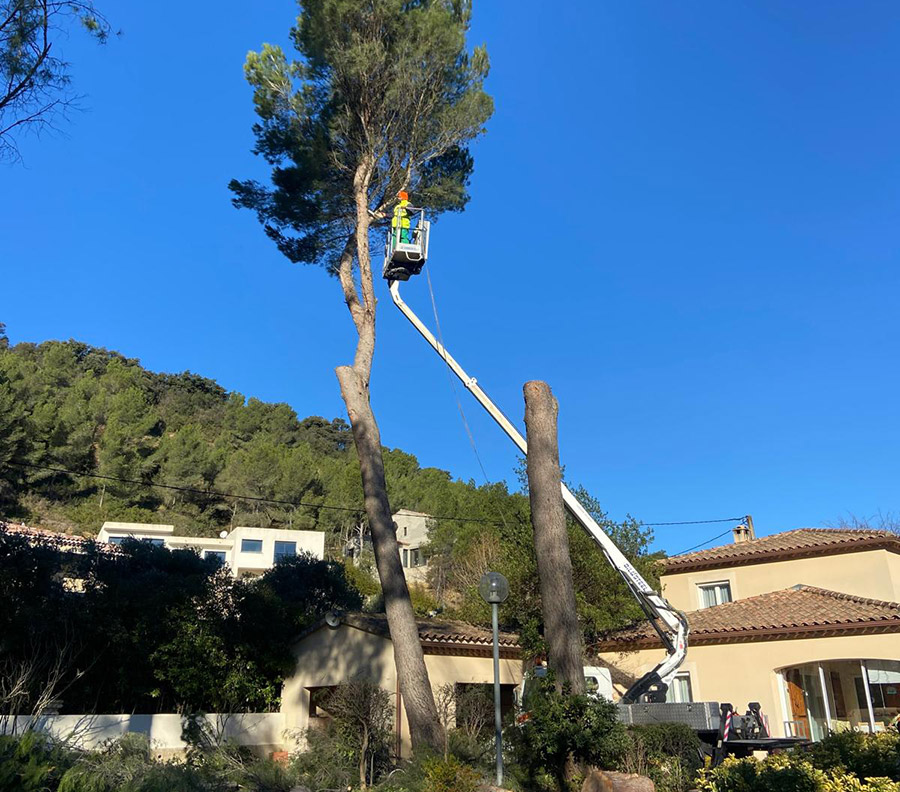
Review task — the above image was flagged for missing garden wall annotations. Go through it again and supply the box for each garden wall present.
[0,713,287,757]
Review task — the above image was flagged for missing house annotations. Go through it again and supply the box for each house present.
[595,526,900,740]
[392,509,432,582]
[96,521,325,577]
[282,613,521,758]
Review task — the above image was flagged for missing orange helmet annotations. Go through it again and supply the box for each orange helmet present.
[397,190,409,201]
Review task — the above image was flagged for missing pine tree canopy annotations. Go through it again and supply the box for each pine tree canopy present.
[229,0,493,272]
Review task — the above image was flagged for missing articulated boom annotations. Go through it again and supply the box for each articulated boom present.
[387,279,689,703]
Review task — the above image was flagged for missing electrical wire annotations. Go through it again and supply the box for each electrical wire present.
[673,529,735,556]
[642,517,744,527]
[422,262,518,535]
[6,460,745,547]
[5,460,501,525]
[423,261,492,486]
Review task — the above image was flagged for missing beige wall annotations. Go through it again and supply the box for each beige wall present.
[283,623,522,757]
[597,632,900,738]
[662,549,900,611]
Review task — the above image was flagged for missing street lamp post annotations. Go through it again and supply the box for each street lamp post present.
[478,571,509,788]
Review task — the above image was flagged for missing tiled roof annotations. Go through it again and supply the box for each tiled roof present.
[661,528,900,573]
[342,613,520,648]
[594,585,900,650]
[0,522,122,555]
[296,612,520,657]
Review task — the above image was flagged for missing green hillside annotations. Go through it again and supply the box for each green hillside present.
[0,322,660,637]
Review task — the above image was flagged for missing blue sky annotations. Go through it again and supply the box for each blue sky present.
[2,1,898,554]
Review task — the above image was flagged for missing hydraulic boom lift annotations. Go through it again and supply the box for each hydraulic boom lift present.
[382,218,687,703]
[381,215,809,760]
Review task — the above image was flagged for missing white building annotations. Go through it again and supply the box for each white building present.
[97,522,325,578]
[393,509,433,582]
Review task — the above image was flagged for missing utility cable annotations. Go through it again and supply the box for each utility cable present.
[642,517,744,527]
[4,460,500,525]
[423,262,517,534]
[673,528,734,556]
[5,459,745,545]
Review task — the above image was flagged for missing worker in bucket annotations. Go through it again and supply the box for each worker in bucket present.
[392,190,413,245]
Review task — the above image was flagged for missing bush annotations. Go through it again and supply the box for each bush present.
[508,675,628,789]
[621,723,704,792]
[697,753,900,792]
[0,732,76,792]
[57,733,209,792]
[291,726,357,791]
[377,753,482,792]
[420,755,482,792]
[807,731,900,782]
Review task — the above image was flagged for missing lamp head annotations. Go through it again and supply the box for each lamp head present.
[478,571,509,604]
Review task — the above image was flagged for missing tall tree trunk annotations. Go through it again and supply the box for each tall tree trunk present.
[336,367,444,753]
[330,161,443,754]
[523,380,585,695]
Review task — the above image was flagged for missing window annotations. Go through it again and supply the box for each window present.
[108,536,165,547]
[274,541,296,562]
[404,526,408,537]
[241,539,263,553]
[698,581,732,609]
[409,548,421,567]
[402,549,409,567]
[667,673,693,703]
[204,551,226,565]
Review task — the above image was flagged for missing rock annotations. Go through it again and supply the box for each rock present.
[582,769,655,792]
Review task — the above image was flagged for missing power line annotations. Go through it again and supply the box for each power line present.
[642,517,744,527]
[5,460,502,525]
[7,459,746,540]
[673,529,734,556]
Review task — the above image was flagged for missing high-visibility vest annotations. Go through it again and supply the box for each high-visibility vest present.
[392,200,411,229]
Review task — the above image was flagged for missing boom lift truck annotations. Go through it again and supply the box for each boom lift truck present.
[382,215,808,762]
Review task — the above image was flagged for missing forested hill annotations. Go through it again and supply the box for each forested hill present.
[0,324,661,636]
[0,326,521,539]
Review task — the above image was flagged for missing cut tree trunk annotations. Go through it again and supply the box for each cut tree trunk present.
[336,365,444,754]
[523,380,585,695]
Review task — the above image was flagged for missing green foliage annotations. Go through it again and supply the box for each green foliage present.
[0,732,76,792]
[620,723,703,792]
[419,755,482,792]
[0,535,363,715]
[291,725,357,791]
[0,332,661,661]
[0,1,112,161]
[806,730,900,782]
[697,752,900,792]
[323,679,394,787]
[509,675,628,789]
[57,733,208,792]
[231,0,493,271]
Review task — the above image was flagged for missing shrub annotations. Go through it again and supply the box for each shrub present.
[420,755,482,792]
[0,732,76,792]
[696,753,900,792]
[291,726,357,791]
[57,733,209,792]
[621,723,704,792]
[508,675,628,789]
[377,753,482,792]
[807,731,900,782]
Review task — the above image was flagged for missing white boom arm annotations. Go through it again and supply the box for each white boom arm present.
[389,279,688,703]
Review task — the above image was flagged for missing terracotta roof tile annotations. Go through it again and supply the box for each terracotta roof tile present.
[0,522,122,555]
[595,585,900,650]
[662,528,900,573]
[342,612,520,648]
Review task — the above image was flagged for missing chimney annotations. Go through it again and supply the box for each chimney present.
[733,524,751,544]
[733,515,756,544]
